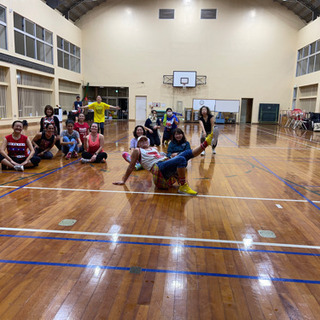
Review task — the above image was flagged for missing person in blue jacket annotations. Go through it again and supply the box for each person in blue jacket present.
[167,128,191,158]
[161,107,179,145]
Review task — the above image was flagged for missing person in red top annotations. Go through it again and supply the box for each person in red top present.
[0,120,41,171]
[74,113,89,152]
[80,122,107,163]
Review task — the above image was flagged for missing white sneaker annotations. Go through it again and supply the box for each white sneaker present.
[212,149,216,154]
[201,150,205,156]
[81,158,90,164]
[14,165,24,171]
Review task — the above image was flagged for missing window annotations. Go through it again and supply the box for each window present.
[296,38,320,77]
[0,67,8,118]
[13,13,53,64]
[57,36,81,73]
[17,71,53,118]
[0,5,7,50]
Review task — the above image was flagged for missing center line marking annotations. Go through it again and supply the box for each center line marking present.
[0,185,318,203]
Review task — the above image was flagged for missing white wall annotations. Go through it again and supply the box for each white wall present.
[77,0,304,122]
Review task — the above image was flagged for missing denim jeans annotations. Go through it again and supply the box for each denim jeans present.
[157,149,193,180]
[62,136,78,154]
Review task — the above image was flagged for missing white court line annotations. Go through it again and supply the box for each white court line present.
[0,227,319,250]
[0,185,319,203]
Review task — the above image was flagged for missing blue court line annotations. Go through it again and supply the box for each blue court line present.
[221,133,239,147]
[0,258,319,284]
[113,135,128,143]
[0,234,319,257]
[0,159,79,200]
[252,157,320,211]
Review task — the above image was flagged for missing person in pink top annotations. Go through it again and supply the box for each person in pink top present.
[80,122,107,163]
[74,113,89,152]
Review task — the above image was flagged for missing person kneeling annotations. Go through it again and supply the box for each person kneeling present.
[0,120,41,171]
[81,122,107,163]
[113,129,215,195]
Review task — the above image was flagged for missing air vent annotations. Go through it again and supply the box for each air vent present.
[201,9,217,19]
[159,9,175,19]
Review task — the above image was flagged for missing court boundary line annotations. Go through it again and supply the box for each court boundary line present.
[0,159,79,200]
[252,157,320,211]
[0,258,319,284]
[0,185,319,203]
[0,227,319,250]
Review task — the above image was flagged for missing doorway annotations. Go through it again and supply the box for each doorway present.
[240,98,253,123]
[135,96,147,122]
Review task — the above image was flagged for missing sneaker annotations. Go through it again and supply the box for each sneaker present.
[81,158,90,164]
[205,130,214,146]
[212,149,216,154]
[135,163,143,170]
[178,183,198,196]
[201,150,205,156]
[14,165,24,171]
[72,151,78,158]
[65,152,72,160]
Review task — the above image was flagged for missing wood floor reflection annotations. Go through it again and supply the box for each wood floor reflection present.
[0,121,320,319]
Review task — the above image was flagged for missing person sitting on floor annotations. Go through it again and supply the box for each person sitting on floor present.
[60,120,82,160]
[81,122,107,164]
[122,125,150,170]
[167,128,191,158]
[113,127,216,195]
[0,120,41,171]
[32,123,56,159]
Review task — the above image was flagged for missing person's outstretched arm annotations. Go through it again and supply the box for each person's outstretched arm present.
[113,149,140,185]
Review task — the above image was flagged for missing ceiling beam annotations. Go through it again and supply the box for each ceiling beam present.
[296,0,320,20]
[63,0,88,19]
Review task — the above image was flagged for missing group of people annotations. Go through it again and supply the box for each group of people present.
[116,105,219,195]
[0,101,219,196]
[0,96,119,171]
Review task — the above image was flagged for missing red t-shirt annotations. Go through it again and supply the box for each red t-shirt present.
[74,122,89,143]
[5,134,28,158]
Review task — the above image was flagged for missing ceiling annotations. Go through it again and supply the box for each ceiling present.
[45,0,320,23]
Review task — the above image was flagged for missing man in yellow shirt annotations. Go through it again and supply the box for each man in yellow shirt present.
[83,95,120,134]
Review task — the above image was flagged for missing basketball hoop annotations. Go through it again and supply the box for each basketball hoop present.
[180,77,188,90]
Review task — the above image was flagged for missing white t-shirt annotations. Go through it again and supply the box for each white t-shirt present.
[140,147,165,171]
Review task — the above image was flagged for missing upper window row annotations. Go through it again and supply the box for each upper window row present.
[296,39,320,77]
[0,5,7,50]
[0,8,80,73]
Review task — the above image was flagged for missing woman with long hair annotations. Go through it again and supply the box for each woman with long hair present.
[199,106,219,156]
[32,123,56,159]
[167,128,191,158]
[40,105,61,150]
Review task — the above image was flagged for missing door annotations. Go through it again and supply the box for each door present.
[240,98,253,123]
[135,96,147,122]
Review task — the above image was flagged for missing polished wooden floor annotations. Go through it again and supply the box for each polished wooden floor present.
[0,120,320,319]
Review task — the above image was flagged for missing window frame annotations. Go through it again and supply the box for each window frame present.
[57,35,81,73]
[0,5,7,50]
[13,12,53,64]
